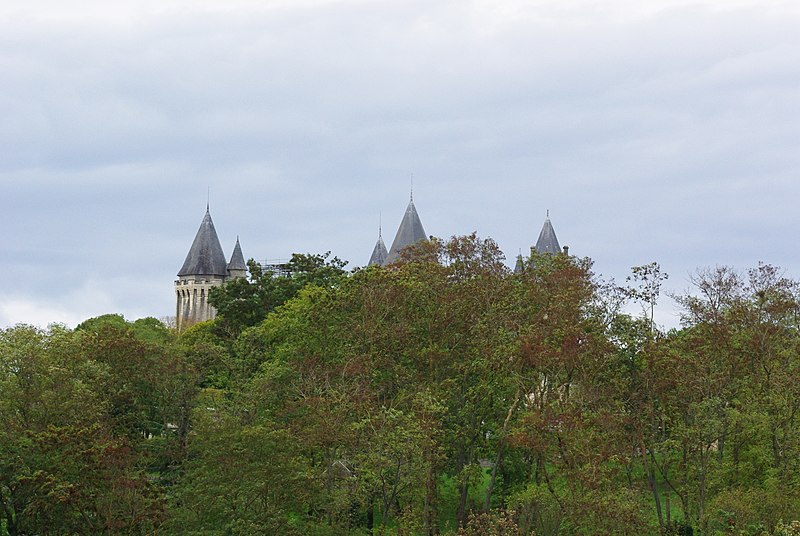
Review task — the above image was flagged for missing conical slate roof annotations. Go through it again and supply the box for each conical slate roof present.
[535,216,561,254]
[386,199,427,264]
[368,233,388,266]
[227,237,247,272]
[178,208,229,277]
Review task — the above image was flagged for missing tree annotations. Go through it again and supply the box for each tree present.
[0,324,169,534]
[208,252,348,337]
[636,263,800,533]
[166,396,317,535]
[625,262,668,336]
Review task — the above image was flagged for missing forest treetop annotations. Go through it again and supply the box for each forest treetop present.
[2,234,799,535]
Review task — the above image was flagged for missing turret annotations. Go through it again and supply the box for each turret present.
[227,237,247,279]
[385,194,428,264]
[175,207,229,331]
[515,212,569,270]
[368,226,389,266]
[533,212,561,255]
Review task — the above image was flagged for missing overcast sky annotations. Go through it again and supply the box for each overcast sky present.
[2,0,799,328]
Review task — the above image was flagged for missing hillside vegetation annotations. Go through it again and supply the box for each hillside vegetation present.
[2,235,800,535]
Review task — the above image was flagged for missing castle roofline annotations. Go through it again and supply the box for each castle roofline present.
[385,198,427,264]
[368,233,389,266]
[178,208,229,277]
[227,237,247,272]
[534,215,561,254]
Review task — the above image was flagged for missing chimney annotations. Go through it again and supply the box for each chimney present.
[562,245,569,255]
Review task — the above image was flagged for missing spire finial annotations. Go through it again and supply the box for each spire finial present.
[207,186,210,212]
[410,173,414,201]
[379,211,382,238]
[546,209,549,218]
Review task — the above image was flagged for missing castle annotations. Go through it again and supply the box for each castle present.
[176,197,563,330]
[174,206,247,330]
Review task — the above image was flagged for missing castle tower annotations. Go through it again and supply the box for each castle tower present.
[227,237,248,279]
[385,194,427,264]
[175,207,229,330]
[533,213,561,254]
[368,225,388,266]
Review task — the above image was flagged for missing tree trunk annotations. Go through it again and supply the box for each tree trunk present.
[641,442,663,529]
[534,454,543,485]
[0,489,17,536]
[423,434,439,535]
[698,447,709,530]
[456,433,478,527]
[457,483,470,528]
[626,448,635,488]
[367,495,374,534]
[771,426,782,469]
[484,390,521,511]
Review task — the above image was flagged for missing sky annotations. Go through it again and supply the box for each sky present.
[2,0,800,329]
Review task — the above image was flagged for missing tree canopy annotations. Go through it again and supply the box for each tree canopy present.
[3,242,800,535]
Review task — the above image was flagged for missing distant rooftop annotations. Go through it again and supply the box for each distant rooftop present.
[227,237,247,271]
[178,208,229,277]
[385,198,427,264]
[534,215,561,254]
[368,233,389,266]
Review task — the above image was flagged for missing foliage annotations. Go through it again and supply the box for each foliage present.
[454,509,522,535]
[0,322,177,534]
[165,398,318,535]
[208,252,348,337]
[4,249,800,535]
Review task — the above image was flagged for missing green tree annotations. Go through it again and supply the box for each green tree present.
[166,393,318,535]
[0,324,169,534]
[625,261,668,336]
[208,252,348,337]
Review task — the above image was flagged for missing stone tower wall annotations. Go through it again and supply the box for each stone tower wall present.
[175,276,226,331]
